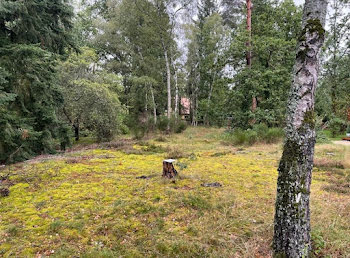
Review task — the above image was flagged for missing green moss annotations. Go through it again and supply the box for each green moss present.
[0,127,349,256]
[305,19,325,38]
[297,19,325,62]
[299,18,325,42]
[303,109,316,129]
[279,139,302,167]
[300,188,309,194]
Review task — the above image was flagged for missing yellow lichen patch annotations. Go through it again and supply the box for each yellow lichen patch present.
[0,127,350,257]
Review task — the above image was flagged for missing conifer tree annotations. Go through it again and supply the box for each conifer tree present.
[0,0,75,162]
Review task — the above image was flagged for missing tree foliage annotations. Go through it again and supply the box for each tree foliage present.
[58,47,124,142]
[0,0,75,162]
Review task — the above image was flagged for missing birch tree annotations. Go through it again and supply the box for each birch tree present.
[273,0,327,256]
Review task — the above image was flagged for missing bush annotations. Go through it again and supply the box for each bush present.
[252,123,269,136]
[157,116,169,132]
[265,128,284,143]
[174,120,187,134]
[227,129,247,145]
[329,117,347,137]
[128,115,187,139]
[157,116,187,134]
[316,130,330,144]
[128,116,156,140]
[246,130,258,145]
[223,124,284,146]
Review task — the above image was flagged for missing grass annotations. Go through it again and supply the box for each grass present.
[0,127,350,257]
[323,129,346,141]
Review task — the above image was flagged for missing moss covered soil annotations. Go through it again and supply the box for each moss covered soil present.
[1,127,350,257]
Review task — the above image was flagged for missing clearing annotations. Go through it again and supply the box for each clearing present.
[0,127,350,257]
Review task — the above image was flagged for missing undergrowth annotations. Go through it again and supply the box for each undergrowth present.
[223,124,284,145]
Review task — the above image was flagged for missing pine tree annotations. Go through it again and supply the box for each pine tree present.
[0,0,75,162]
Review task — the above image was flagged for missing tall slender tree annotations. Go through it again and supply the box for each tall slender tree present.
[246,0,252,67]
[318,0,350,120]
[273,0,327,256]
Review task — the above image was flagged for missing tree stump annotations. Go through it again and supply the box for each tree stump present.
[162,159,178,178]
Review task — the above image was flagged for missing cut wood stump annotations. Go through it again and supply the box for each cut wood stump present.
[162,159,178,179]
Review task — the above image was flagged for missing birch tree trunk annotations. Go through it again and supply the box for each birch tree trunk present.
[174,69,179,119]
[273,0,327,257]
[170,55,179,119]
[163,46,172,121]
[192,83,199,126]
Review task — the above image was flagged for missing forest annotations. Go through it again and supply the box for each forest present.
[0,0,350,257]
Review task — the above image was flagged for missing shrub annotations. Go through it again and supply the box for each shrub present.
[329,117,347,137]
[175,120,187,134]
[316,130,330,143]
[227,129,245,145]
[157,116,187,134]
[246,130,258,145]
[265,128,284,143]
[252,123,269,137]
[157,116,169,132]
[223,124,284,146]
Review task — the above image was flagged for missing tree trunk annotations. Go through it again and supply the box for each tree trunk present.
[192,82,199,126]
[74,123,80,142]
[163,46,172,121]
[145,91,148,112]
[246,0,252,67]
[162,159,178,179]
[174,70,179,119]
[190,83,195,125]
[330,0,339,115]
[246,0,258,115]
[171,56,179,119]
[273,0,327,257]
[150,85,157,125]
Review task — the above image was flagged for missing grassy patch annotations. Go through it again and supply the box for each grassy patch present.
[0,127,349,256]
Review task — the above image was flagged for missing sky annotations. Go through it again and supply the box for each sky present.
[294,0,304,6]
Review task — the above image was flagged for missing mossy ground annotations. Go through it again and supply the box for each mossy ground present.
[1,127,350,257]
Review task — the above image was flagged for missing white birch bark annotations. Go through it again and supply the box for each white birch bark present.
[174,68,179,118]
[273,0,327,257]
[163,47,172,120]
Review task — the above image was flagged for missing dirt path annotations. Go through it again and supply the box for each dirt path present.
[333,140,350,146]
